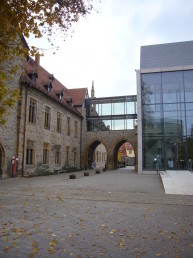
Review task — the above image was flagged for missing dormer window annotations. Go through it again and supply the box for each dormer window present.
[67,97,72,105]
[28,69,38,84]
[45,74,54,93]
[56,90,63,101]
[47,82,52,92]
[59,92,62,100]
[49,74,54,81]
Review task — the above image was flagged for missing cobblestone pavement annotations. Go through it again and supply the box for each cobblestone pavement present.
[0,169,193,257]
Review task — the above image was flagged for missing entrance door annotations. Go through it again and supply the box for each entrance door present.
[165,139,187,170]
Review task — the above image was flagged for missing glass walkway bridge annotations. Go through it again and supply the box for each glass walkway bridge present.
[85,95,137,131]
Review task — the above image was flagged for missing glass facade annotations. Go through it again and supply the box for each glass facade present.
[85,96,137,131]
[141,70,193,170]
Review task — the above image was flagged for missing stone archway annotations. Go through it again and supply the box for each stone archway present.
[88,140,101,169]
[82,130,137,171]
[82,137,109,170]
[113,140,136,169]
[0,143,5,178]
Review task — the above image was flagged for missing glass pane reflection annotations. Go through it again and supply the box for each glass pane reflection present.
[141,70,193,170]
[141,73,161,104]
[162,71,184,103]
[184,70,193,102]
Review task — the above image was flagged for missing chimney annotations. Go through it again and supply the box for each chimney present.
[35,54,40,66]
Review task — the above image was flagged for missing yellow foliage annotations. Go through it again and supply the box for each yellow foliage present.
[0,0,94,125]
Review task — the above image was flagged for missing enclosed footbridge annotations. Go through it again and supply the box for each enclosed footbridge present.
[81,95,138,170]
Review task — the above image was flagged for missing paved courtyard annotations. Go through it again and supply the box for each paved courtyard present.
[0,168,193,257]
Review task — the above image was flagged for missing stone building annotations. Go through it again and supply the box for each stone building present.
[1,36,139,178]
[0,55,88,178]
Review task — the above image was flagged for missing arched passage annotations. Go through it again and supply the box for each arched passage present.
[114,140,135,169]
[0,143,5,178]
[87,140,107,169]
[82,130,137,171]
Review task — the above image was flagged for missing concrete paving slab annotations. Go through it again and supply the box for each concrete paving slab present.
[160,170,193,195]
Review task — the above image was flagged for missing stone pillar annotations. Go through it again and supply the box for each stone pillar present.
[106,150,114,170]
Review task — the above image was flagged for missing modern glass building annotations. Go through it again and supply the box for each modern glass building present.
[137,41,193,173]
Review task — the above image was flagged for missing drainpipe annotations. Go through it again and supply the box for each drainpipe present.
[80,117,83,170]
[22,87,28,177]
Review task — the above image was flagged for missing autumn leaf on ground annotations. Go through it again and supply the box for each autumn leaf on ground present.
[48,246,56,254]
[12,228,25,233]
[4,246,12,251]
[49,239,57,246]
[119,242,125,247]
[33,247,38,254]
[57,195,63,202]
[99,251,105,256]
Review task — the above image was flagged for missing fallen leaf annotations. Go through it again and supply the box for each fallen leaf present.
[4,246,12,251]
[57,195,63,202]
[110,229,117,234]
[49,240,57,246]
[33,247,38,254]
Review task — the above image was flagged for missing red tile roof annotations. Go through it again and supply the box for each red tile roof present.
[125,142,134,150]
[68,88,88,106]
[21,57,87,117]
[119,142,134,155]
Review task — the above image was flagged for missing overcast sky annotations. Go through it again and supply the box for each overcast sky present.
[30,0,193,98]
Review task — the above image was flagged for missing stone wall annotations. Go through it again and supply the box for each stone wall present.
[0,54,24,178]
[81,129,137,171]
[17,86,82,176]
